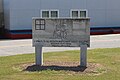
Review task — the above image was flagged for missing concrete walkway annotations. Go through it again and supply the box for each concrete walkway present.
[0,34,120,56]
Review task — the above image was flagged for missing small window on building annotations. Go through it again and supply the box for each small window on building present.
[35,19,45,30]
[72,11,78,18]
[51,11,58,18]
[71,9,88,18]
[42,11,49,18]
[80,11,87,17]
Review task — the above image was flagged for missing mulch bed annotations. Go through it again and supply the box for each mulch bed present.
[17,61,106,75]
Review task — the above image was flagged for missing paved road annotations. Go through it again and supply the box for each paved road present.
[0,34,120,56]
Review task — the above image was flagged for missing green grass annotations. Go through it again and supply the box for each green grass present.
[0,48,120,80]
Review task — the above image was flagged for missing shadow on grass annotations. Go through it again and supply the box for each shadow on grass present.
[24,65,87,72]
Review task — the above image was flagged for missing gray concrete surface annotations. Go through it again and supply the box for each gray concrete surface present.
[0,34,120,56]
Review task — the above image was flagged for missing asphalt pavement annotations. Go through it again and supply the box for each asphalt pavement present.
[0,34,120,56]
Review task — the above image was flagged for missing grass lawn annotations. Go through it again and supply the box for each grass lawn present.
[0,48,120,80]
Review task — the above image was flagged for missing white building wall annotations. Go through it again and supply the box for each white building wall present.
[3,0,120,30]
[10,0,40,30]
